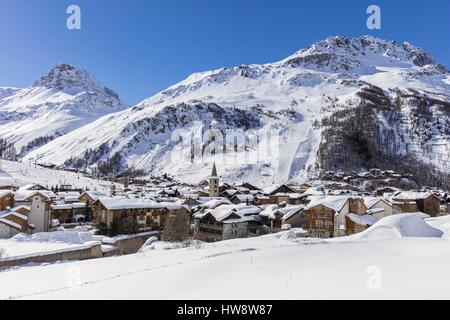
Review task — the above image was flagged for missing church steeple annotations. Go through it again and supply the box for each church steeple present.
[211,162,218,177]
[209,163,220,198]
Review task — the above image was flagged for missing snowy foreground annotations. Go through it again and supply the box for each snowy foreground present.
[1,213,450,300]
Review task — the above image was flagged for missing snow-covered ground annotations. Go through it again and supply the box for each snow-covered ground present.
[0,160,114,192]
[0,213,449,300]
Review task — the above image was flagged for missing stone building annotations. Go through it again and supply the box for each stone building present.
[209,163,220,198]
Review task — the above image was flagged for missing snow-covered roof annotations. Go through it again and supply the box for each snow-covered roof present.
[0,190,15,198]
[195,204,261,222]
[57,191,81,197]
[363,196,391,209]
[393,191,436,201]
[259,204,305,220]
[98,197,183,211]
[0,211,28,221]
[306,195,362,212]
[81,191,111,201]
[346,213,378,227]
[0,218,22,230]
[18,184,47,191]
[14,190,54,201]
[52,202,87,210]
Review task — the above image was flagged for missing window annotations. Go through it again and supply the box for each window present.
[315,220,324,229]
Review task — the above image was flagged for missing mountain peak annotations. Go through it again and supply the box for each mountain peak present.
[283,35,439,72]
[34,64,109,93]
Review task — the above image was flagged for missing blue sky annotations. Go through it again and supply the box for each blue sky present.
[0,0,448,105]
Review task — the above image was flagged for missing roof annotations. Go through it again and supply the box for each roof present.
[57,191,81,197]
[52,202,87,210]
[18,184,47,191]
[392,191,436,201]
[259,204,305,220]
[99,197,183,211]
[14,190,54,202]
[306,195,362,212]
[0,211,28,221]
[363,197,391,209]
[0,190,15,198]
[0,218,22,230]
[211,163,218,178]
[81,191,111,201]
[346,213,378,226]
[195,204,261,222]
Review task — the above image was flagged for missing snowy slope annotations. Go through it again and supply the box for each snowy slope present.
[24,36,450,186]
[0,64,125,154]
[0,160,114,192]
[0,214,449,300]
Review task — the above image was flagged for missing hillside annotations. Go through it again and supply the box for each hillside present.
[11,36,450,186]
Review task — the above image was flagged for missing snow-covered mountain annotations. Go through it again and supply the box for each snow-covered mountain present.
[0,64,125,155]
[21,36,450,186]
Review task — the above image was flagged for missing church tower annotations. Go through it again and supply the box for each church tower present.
[209,163,220,198]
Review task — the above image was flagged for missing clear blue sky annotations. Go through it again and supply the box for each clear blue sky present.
[0,0,448,105]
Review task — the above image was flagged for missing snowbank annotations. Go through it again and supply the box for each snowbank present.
[425,215,450,240]
[349,213,443,241]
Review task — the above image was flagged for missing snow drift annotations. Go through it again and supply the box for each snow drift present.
[349,213,443,241]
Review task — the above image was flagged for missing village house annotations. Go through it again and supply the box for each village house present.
[0,206,34,238]
[305,196,368,238]
[79,191,111,221]
[95,197,190,233]
[0,190,15,211]
[259,204,307,232]
[392,191,441,216]
[363,197,393,219]
[11,191,53,233]
[51,202,89,224]
[193,204,264,242]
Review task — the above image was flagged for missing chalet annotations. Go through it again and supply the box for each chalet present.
[392,191,441,216]
[0,207,33,238]
[363,197,393,219]
[306,196,367,238]
[259,204,307,232]
[51,202,89,224]
[0,190,15,211]
[194,204,263,242]
[345,213,378,235]
[95,197,190,232]
[29,192,52,232]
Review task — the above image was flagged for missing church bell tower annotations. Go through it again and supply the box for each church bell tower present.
[209,163,220,198]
